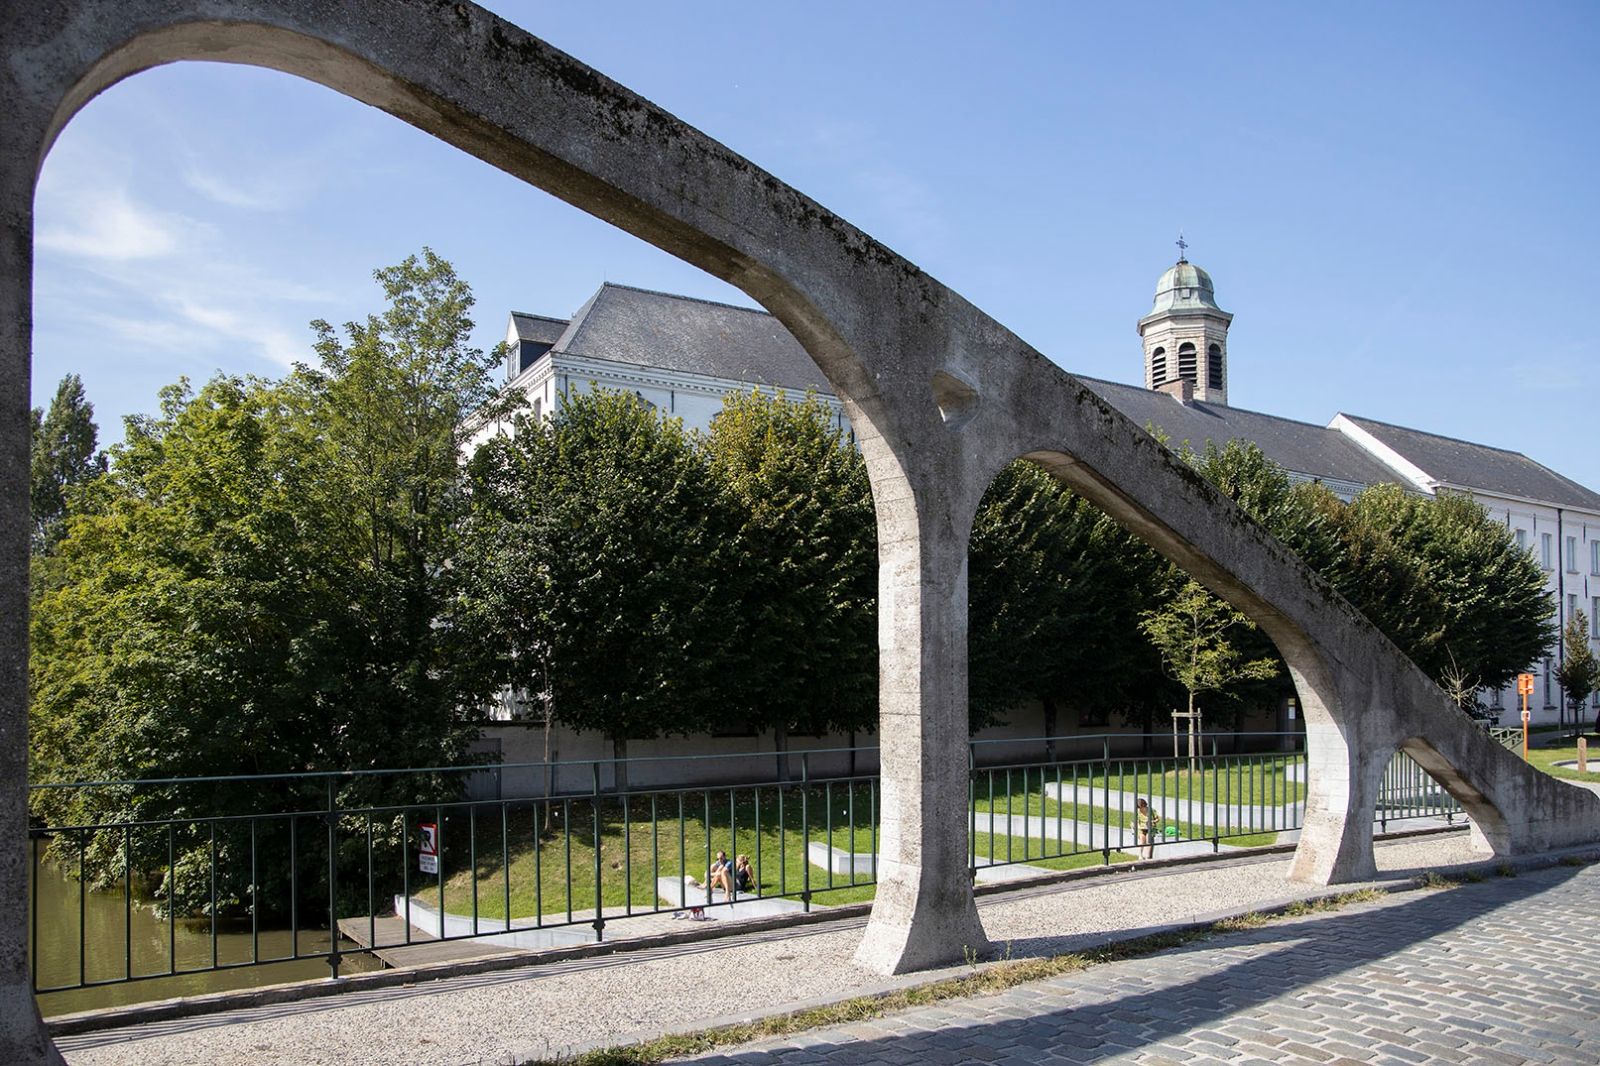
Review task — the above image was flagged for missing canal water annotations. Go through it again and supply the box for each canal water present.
[28,857,381,1016]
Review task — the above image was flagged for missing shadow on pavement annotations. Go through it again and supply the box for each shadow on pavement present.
[688,863,1593,1064]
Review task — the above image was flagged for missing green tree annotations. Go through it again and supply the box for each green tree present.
[1138,578,1281,722]
[294,247,511,774]
[1557,611,1600,734]
[463,389,743,779]
[1178,439,1339,726]
[968,461,1168,739]
[702,390,877,741]
[1317,484,1554,694]
[29,373,106,553]
[29,251,502,914]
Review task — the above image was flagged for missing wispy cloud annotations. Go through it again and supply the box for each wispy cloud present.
[35,185,195,261]
[35,171,327,370]
[181,166,312,212]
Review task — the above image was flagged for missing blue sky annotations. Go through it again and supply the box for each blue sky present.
[31,1,1600,490]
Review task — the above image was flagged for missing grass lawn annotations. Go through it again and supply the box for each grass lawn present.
[426,777,1276,922]
[1525,735,1600,783]
[969,761,1294,849]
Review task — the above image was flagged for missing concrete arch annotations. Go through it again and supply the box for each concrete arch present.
[3,4,1598,1059]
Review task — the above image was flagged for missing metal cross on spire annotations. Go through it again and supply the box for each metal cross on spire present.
[1176,231,1188,263]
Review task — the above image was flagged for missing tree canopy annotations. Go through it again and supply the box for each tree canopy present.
[29,373,105,554]
[462,388,747,752]
[28,251,502,911]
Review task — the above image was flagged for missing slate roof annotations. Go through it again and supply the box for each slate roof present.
[548,283,832,393]
[1080,377,1408,489]
[511,283,1600,510]
[1340,415,1600,511]
[509,312,568,346]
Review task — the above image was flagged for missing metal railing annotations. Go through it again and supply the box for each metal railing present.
[27,731,1459,1003]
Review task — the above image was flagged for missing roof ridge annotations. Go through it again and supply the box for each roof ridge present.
[596,281,772,318]
[509,311,570,324]
[1074,373,1347,435]
[1342,413,1531,459]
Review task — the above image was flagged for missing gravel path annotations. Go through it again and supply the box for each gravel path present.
[55,832,1486,1066]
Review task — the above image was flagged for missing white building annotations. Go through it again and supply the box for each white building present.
[469,283,846,456]
[486,259,1600,731]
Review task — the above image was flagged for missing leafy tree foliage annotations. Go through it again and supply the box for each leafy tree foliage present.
[29,373,105,553]
[968,461,1168,733]
[1313,483,1554,693]
[702,390,877,737]
[1138,577,1280,718]
[1557,611,1600,729]
[28,251,500,914]
[463,389,745,759]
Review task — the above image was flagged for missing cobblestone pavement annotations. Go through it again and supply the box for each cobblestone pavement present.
[687,863,1600,1065]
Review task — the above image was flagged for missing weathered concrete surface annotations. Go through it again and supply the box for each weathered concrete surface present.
[3,2,1598,1059]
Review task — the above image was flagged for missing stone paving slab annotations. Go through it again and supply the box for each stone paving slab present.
[685,861,1600,1065]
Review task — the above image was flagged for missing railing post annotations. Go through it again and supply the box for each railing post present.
[968,742,977,881]
[1211,738,1220,853]
[591,761,605,941]
[801,753,811,912]
[1102,737,1111,866]
[29,834,38,993]
[326,777,342,979]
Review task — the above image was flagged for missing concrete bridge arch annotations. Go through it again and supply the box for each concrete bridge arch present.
[3,3,1596,1061]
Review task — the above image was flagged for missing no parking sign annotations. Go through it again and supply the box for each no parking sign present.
[419,822,439,875]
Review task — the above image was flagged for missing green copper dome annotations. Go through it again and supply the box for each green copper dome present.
[1148,260,1223,316]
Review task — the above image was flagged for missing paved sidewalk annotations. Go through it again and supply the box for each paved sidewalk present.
[49,832,1569,1066]
[690,862,1600,1065]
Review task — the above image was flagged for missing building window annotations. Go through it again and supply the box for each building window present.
[1516,529,1528,552]
[1177,342,1197,382]
[1206,344,1223,390]
[1150,347,1167,386]
[1569,593,1579,622]
[1592,539,1600,575]
[1544,656,1554,708]
[1541,532,1553,569]
[1567,536,1578,571]
[532,397,543,421]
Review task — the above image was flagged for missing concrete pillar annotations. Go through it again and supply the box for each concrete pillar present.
[1289,720,1382,884]
[852,485,989,974]
[0,152,65,1066]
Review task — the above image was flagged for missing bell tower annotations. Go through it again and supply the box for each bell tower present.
[1138,238,1233,405]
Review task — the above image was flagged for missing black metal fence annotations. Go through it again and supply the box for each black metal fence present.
[27,732,1461,1004]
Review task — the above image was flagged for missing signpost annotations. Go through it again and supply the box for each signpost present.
[1517,673,1535,761]
[419,821,439,875]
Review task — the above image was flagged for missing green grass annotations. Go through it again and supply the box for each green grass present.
[969,767,1290,850]
[424,766,1296,923]
[432,787,1149,921]
[1524,737,1600,783]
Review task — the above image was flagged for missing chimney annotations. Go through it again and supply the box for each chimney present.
[1156,378,1194,404]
